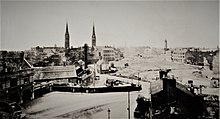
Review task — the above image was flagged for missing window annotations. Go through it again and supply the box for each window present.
[6,81,10,88]
[20,79,24,85]
[29,76,33,82]
[2,82,6,89]
[10,78,17,87]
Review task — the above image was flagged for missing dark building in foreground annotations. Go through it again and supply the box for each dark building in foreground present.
[0,69,34,104]
[151,79,205,119]
[149,72,219,119]
[0,51,34,103]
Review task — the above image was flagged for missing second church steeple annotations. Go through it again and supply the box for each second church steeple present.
[65,22,70,49]
[92,23,96,47]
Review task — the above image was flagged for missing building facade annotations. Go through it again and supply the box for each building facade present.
[171,48,190,63]
[96,46,123,62]
[0,51,34,103]
[171,47,218,69]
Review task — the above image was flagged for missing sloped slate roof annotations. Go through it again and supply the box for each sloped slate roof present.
[150,79,194,97]
[176,82,194,97]
[33,66,77,80]
[150,80,163,94]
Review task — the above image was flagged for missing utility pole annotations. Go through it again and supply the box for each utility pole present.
[107,108,111,119]
[93,63,96,88]
[149,82,152,119]
[127,90,131,119]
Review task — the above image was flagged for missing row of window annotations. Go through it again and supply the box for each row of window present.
[172,56,185,59]
[0,76,33,90]
[172,52,185,55]
[103,54,114,57]
[173,59,184,62]
[103,50,114,53]
[104,57,115,61]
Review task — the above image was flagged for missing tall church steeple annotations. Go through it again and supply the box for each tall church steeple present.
[92,23,96,47]
[65,22,70,49]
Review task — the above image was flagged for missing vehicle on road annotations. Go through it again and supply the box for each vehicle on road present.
[0,100,25,119]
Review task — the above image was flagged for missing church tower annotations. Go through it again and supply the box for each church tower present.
[65,22,70,49]
[165,39,167,49]
[92,24,96,47]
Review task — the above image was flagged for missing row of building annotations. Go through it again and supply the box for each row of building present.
[166,47,219,74]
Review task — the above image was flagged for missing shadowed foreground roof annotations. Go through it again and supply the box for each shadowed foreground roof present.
[151,79,194,97]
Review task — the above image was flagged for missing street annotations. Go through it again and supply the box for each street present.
[23,75,150,119]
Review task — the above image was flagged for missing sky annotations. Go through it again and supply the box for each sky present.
[1,0,219,50]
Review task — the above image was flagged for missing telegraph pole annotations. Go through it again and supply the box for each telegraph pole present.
[107,108,111,119]
[149,82,152,119]
[127,90,131,119]
[93,63,96,88]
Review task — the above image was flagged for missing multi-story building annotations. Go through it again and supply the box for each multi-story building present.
[95,46,123,62]
[0,51,34,103]
[171,47,218,67]
[171,48,191,63]
[102,46,115,61]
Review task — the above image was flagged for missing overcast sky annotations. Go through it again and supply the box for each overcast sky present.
[1,0,219,50]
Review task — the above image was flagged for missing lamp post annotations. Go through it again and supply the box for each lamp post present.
[93,63,96,88]
[107,108,111,119]
[149,82,152,119]
[127,90,131,119]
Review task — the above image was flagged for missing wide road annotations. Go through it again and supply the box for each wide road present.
[23,75,150,119]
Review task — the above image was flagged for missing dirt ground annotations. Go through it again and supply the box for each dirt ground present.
[111,47,219,95]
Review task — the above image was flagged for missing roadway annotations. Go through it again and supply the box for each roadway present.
[23,74,150,119]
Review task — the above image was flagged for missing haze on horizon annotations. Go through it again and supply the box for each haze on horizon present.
[1,0,219,51]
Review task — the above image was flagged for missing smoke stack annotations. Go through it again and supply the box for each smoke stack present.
[84,44,88,69]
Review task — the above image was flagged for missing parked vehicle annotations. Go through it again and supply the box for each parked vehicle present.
[0,100,25,119]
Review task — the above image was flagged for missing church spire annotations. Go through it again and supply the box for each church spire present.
[92,23,95,35]
[65,21,70,49]
[66,21,69,33]
[92,22,96,47]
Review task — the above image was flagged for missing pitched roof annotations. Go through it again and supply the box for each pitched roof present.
[33,66,77,80]
[150,79,194,97]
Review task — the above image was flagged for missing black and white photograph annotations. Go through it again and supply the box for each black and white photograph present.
[0,0,219,119]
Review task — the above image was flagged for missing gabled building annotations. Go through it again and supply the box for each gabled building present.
[151,77,206,119]
[149,71,219,119]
